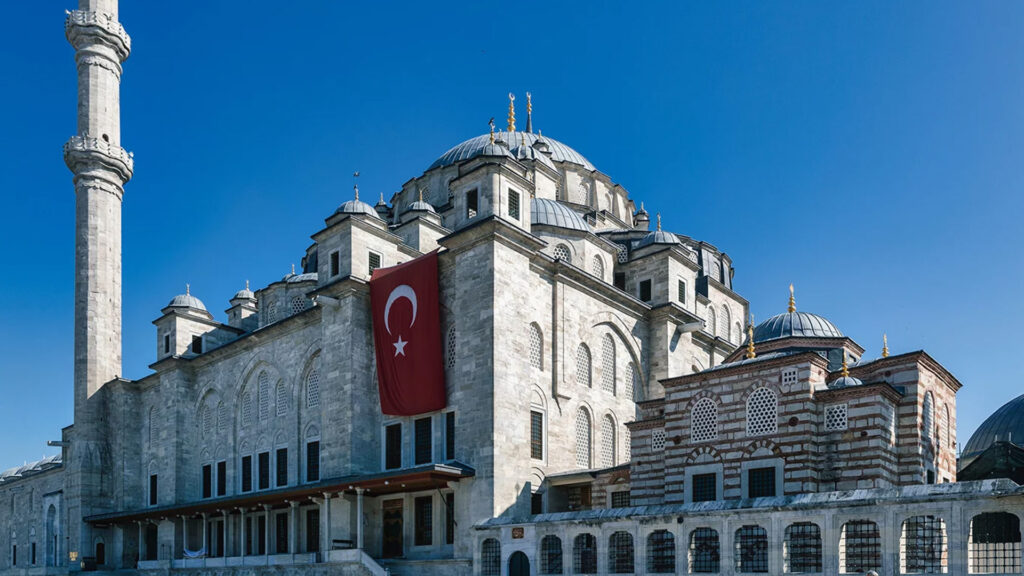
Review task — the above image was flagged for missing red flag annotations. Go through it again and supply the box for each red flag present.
[369,250,446,416]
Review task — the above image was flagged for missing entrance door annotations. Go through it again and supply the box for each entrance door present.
[509,551,529,576]
[382,499,404,558]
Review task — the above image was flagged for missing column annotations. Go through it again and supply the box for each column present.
[222,510,230,557]
[181,516,189,557]
[239,509,247,558]
[137,522,145,564]
[289,501,299,555]
[201,513,208,555]
[355,488,365,550]
[320,493,332,557]
[262,505,272,558]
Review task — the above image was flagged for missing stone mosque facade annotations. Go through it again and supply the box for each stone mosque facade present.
[2,2,1024,576]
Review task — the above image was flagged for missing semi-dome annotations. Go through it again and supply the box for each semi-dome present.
[430,132,595,172]
[167,292,207,312]
[753,311,843,343]
[961,393,1024,461]
[531,198,592,232]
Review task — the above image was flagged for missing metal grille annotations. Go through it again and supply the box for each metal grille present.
[368,251,381,275]
[541,535,563,574]
[692,473,717,502]
[508,189,520,220]
[691,398,718,443]
[969,512,1022,574]
[608,531,634,574]
[825,404,848,431]
[290,296,306,315]
[923,392,935,443]
[840,520,881,574]
[217,402,228,433]
[746,388,778,436]
[720,305,730,339]
[601,335,616,394]
[241,394,253,427]
[735,525,769,573]
[275,382,289,416]
[689,528,720,573]
[531,411,544,460]
[414,496,432,546]
[149,407,158,444]
[782,368,798,384]
[626,363,637,401]
[446,326,456,368]
[785,522,822,573]
[706,307,716,335]
[591,255,604,280]
[529,324,543,370]
[651,429,666,451]
[480,538,500,576]
[306,368,320,408]
[902,515,947,574]
[617,244,628,263]
[575,409,592,468]
[747,466,776,498]
[576,182,590,205]
[414,417,432,465]
[611,491,630,508]
[258,372,270,421]
[573,533,597,574]
[202,405,213,438]
[600,416,615,468]
[554,244,572,263]
[677,279,686,303]
[647,530,675,573]
[623,427,631,461]
[576,345,591,388]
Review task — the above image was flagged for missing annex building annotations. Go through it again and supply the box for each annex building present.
[2,1,1023,575]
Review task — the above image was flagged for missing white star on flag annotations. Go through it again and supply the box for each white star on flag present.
[393,335,408,357]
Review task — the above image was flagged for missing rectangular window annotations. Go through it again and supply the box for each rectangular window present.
[508,189,520,220]
[414,496,433,546]
[275,512,289,554]
[257,515,267,555]
[202,464,212,499]
[385,423,402,470]
[415,417,432,465]
[30,543,35,565]
[241,455,253,492]
[466,190,478,218]
[276,448,288,487]
[567,485,592,511]
[163,334,170,355]
[531,492,544,515]
[191,335,203,354]
[614,272,626,290]
[216,461,227,496]
[530,411,544,460]
[677,279,687,304]
[368,251,381,275]
[329,251,340,277]
[747,466,777,498]
[692,473,717,502]
[611,490,631,508]
[258,452,270,490]
[306,509,320,552]
[445,412,455,461]
[445,493,455,545]
[11,545,15,566]
[149,474,158,506]
[639,279,652,302]
[306,441,320,483]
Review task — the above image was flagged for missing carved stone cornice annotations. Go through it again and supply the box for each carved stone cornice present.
[64,135,134,185]
[65,10,131,63]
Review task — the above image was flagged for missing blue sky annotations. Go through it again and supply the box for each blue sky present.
[1,2,1022,465]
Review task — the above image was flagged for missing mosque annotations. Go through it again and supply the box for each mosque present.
[1,1,1023,575]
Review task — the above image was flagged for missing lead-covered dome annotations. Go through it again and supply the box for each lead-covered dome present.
[961,393,1024,461]
[335,198,381,220]
[753,311,843,343]
[167,293,207,312]
[531,198,592,232]
[430,132,595,171]
[637,229,678,249]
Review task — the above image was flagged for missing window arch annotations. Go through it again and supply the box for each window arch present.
[901,515,947,574]
[576,181,591,206]
[600,415,616,468]
[573,533,597,574]
[540,535,563,575]
[746,388,778,436]
[265,301,278,324]
[306,367,321,409]
[480,538,500,576]
[200,403,213,439]
[735,525,768,573]
[590,255,605,280]
[600,334,616,395]
[719,305,730,339]
[575,344,592,388]
[575,408,592,469]
[784,522,822,573]
[969,512,1021,574]
[923,391,935,443]
[258,371,270,421]
[553,244,572,263]
[691,398,718,443]
[734,322,742,345]
[275,381,289,416]
[944,403,952,450]
[689,528,720,574]
[706,307,716,335]
[647,530,675,573]
[608,531,634,574]
[529,323,543,370]
[446,326,457,368]
[839,520,881,574]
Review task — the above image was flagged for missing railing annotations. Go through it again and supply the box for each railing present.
[63,135,134,183]
[65,10,131,58]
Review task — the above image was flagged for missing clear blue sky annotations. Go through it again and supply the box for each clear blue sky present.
[1,2,1022,466]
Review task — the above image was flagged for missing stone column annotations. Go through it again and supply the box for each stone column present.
[181,516,189,556]
[261,505,272,558]
[221,510,230,557]
[355,488,365,550]
[239,509,247,558]
[137,523,144,564]
[320,493,332,557]
[201,513,208,555]
[288,501,299,555]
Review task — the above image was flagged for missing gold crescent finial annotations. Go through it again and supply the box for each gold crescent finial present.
[788,284,796,313]
[882,333,889,358]
[488,117,495,144]
[841,350,850,377]
[507,92,516,132]
[656,212,662,231]
[746,313,756,359]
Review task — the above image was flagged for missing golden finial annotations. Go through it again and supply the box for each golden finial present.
[185,283,190,296]
[746,314,756,359]
[787,284,796,313]
[526,92,533,133]
[656,212,662,231]
[488,117,495,144]
[882,333,889,358]
[507,92,516,132]
[418,188,424,202]
[841,350,850,377]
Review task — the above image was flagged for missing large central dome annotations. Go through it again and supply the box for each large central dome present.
[961,393,1024,462]
[429,132,596,172]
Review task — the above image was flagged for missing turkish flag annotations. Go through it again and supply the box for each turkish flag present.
[370,250,447,416]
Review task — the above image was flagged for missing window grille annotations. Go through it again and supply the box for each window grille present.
[414,417,432,465]
[576,344,592,388]
[591,255,605,280]
[368,251,381,275]
[541,535,563,574]
[446,326,457,368]
[241,455,252,492]
[689,528,720,573]
[601,335,616,394]
[623,426,631,461]
[678,279,686,303]
[720,305,730,339]
[445,411,455,460]
[258,372,270,421]
[291,296,306,315]
[691,398,718,443]
[149,407,158,444]
[747,466,777,498]
[445,493,454,545]
[608,531,634,574]
[617,244,628,263]
[600,416,616,468]
[647,530,675,574]
[265,302,277,325]
[508,189,520,220]
[275,382,289,416]
[626,363,638,401]
[825,404,848,431]
[901,515,947,574]
[414,496,432,546]
[217,402,228,433]
[969,512,1021,574]
[480,538,500,576]
[840,520,881,574]
[782,368,798,384]
[275,447,287,486]
[202,406,213,438]
[554,244,572,263]
[529,324,543,370]
[706,307,716,335]
[746,388,778,436]
[692,473,717,502]
[784,522,822,573]
[573,533,597,574]
[531,411,544,460]
[651,428,666,451]
[575,409,592,468]
[306,368,320,408]
[611,491,630,508]
[923,391,935,443]
[241,394,253,427]
[576,181,591,205]
[735,525,769,573]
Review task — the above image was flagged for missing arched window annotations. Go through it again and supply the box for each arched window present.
[735,525,768,573]
[480,538,500,576]
[601,335,616,394]
[446,326,457,368]
[734,322,742,345]
[554,244,572,263]
[623,426,631,462]
[201,404,213,438]
[529,324,543,370]
[275,382,289,416]
[258,371,270,421]
[969,512,1021,574]
[148,407,158,445]
[608,531,634,574]
[923,391,935,443]
[784,522,822,573]
[720,305,730,339]
[691,398,718,443]
[746,388,778,436]
[706,307,716,335]
[575,344,592,388]
[626,363,638,402]
[600,415,616,468]
[573,533,597,574]
[689,528,720,574]
[576,182,591,206]
[291,296,306,315]
[265,301,278,325]
[839,520,881,574]
[647,530,675,573]
[901,515,947,574]
[540,535,563,575]
[306,368,321,409]
[217,402,228,433]
[241,393,254,427]
[591,255,605,280]
[944,404,952,450]
[575,409,592,469]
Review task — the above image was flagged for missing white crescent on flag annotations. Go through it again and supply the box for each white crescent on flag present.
[384,284,418,335]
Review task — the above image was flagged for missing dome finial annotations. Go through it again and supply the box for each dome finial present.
[841,350,850,377]
[488,117,495,144]
[186,283,190,296]
[353,171,360,202]
[507,92,516,132]
[788,284,796,313]
[291,263,295,275]
[746,314,756,359]
[526,92,533,133]
[418,188,424,203]
[882,333,889,358]
[656,212,662,231]
[245,279,250,291]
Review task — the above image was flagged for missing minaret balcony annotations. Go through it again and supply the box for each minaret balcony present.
[65,10,131,62]
[64,135,134,185]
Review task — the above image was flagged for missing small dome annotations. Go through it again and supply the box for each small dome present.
[636,229,678,249]
[335,199,382,220]
[531,198,592,232]
[962,393,1024,461]
[753,311,843,343]
[828,375,863,389]
[430,131,595,171]
[408,200,436,213]
[233,288,255,301]
[512,143,556,169]
[167,293,207,312]
[287,272,318,283]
